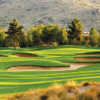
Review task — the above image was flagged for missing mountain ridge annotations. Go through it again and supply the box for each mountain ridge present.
[0,0,100,31]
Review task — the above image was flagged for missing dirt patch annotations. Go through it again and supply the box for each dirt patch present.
[77,52,100,56]
[76,57,100,61]
[13,53,37,57]
[8,66,68,71]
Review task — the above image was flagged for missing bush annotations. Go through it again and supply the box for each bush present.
[8,81,100,100]
[51,42,58,47]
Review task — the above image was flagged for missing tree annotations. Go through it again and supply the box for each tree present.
[27,24,44,46]
[68,18,83,45]
[57,26,68,44]
[42,24,58,44]
[27,28,34,47]
[33,24,44,45]
[0,27,7,46]
[19,30,27,48]
[6,19,24,48]
[89,27,99,47]
[42,24,68,45]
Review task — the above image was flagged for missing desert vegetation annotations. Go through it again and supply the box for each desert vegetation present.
[8,81,100,100]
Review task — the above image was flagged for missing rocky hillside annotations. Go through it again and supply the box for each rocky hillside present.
[0,0,100,31]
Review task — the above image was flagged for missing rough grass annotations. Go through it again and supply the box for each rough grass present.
[8,81,100,100]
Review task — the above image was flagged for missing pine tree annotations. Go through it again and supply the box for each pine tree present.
[89,27,99,47]
[6,19,24,48]
[68,18,83,45]
[19,30,27,48]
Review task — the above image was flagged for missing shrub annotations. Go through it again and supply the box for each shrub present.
[8,81,100,100]
[51,42,58,47]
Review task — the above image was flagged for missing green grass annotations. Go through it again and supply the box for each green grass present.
[0,45,100,100]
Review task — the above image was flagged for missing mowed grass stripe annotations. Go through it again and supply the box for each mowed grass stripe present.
[0,74,100,85]
[0,78,100,95]
[0,73,99,81]
[0,77,100,94]
[0,83,52,94]
[0,71,100,80]
[0,77,99,94]
[0,70,100,78]
[0,77,100,90]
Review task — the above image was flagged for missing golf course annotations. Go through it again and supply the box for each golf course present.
[0,45,100,100]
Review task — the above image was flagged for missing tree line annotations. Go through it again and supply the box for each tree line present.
[0,18,100,48]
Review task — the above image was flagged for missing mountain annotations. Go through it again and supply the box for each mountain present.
[0,0,100,31]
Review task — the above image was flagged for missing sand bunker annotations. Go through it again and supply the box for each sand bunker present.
[13,53,37,57]
[78,52,100,56]
[65,63,95,70]
[76,57,100,61]
[8,66,67,71]
[8,62,100,71]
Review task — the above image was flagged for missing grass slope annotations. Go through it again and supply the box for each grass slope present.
[0,45,100,99]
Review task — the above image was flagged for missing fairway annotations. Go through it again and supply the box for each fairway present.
[0,45,100,100]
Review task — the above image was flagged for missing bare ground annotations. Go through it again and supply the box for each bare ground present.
[76,57,100,61]
[77,52,100,56]
[8,62,100,71]
[8,52,100,71]
[8,66,67,71]
[65,63,95,70]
